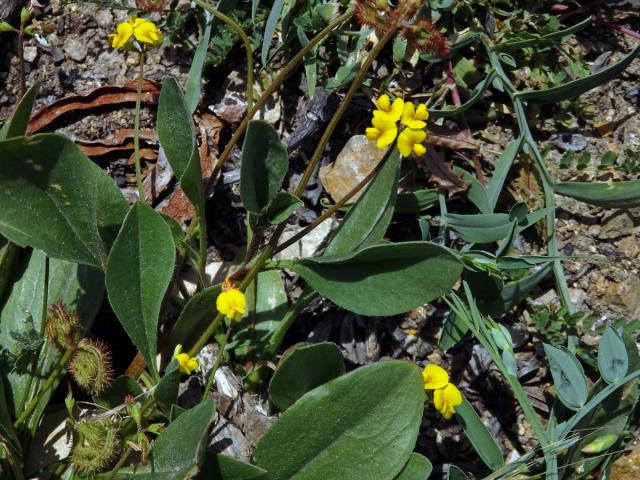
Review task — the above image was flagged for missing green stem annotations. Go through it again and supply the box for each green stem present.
[134,51,145,201]
[201,321,233,402]
[293,26,397,198]
[274,146,394,254]
[14,347,74,430]
[104,447,132,480]
[193,0,253,112]
[17,26,25,100]
[203,9,354,197]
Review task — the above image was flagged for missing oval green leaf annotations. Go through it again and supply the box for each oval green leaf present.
[240,120,288,214]
[553,180,640,208]
[598,326,628,384]
[170,285,221,353]
[199,454,267,480]
[291,242,463,316]
[0,134,126,268]
[395,453,433,480]
[106,202,176,378]
[157,77,205,222]
[445,213,513,244]
[455,397,503,470]
[269,342,345,411]
[544,344,588,410]
[254,361,425,480]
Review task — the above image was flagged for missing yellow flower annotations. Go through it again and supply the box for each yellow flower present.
[433,383,462,419]
[401,102,429,129]
[372,94,404,123]
[109,17,163,50]
[173,344,199,375]
[422,364,449,390]
[365,116,398,148]
[216,287,246,322]
[397,128,427,157]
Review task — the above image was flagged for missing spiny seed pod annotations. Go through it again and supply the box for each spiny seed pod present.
[401,19,449,57]
[354,0,390,36]
[70,339,113,396]
[45,303,80,352]
[70,418,120,475]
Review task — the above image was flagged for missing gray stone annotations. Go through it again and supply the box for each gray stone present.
[23,46,38,63]
[63,35,88,62]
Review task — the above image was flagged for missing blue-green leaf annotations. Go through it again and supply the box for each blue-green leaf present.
[598,326,628,384]
[544,344,588,410]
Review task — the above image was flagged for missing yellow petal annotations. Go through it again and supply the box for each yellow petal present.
[366,127,380,141]
[389,98,405,122]
[443,383,462,408]
[376,94,391,111]
[114,21,133,48]
[377,127,397,148]
[402,102,415,122]
[134,20,161,45]
[406,128,427,144]
[433,385,445,411]
[413,143,426,156]
[397,130,412,157]
[371,116,396,131]
[404,119,427,129]
[415,103,429,121]
[423,365,449,390]
[186,357,199,373]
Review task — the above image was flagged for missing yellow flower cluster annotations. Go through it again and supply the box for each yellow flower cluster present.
[422,364,462,419]
[365,94,429,158]
[216,282,247,322]
[173,344,199,375]
[109,17,163,50]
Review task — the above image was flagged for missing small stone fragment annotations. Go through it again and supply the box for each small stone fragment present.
[319,135,387,202]
[63,35,88,62]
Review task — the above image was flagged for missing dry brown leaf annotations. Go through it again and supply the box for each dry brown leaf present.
[417,149,468,194]
[27,80,160,134]
[426,124,479,150]
[76,129,157,158]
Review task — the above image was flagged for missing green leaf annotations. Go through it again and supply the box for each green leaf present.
[544,344,588,410]
[263,192,302,225]
[456,168,491,214]
[486,137,523,212]
[446,465,468,480]
[155,361,181,412]
[395,453,433,480]
[325,148,401,256]
[106,202,176,378]
[230,271,288,359]
[395,189,438,214]
[439,312,470,352]
[240,121,288,214]
[581,433,620,455]
[157,78,205,222]
[290,242,463,316]
[95,376,143,409]
[430,71,495,119]
[199,454,267,479]
[497,17,592,50]
[445,213,513,243]
[0,134,126,268]
[254,361,425,480]
[261,0,285,66]
[455,397,503,470]
[185,16,213,115]
[143,399,215,479]
[516,43,640,104]
[170,285,221,353]
[553,179,640,208]
[269,342,345,411]
[0,249,104,420]
[598,326,628,384]
[0,82,39,140]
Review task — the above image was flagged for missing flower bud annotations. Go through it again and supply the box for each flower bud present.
[69,339,113,396]
[45,303,80,352]
[23,25,36,36]
[20,8,31,26]
[70,418,120,474]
